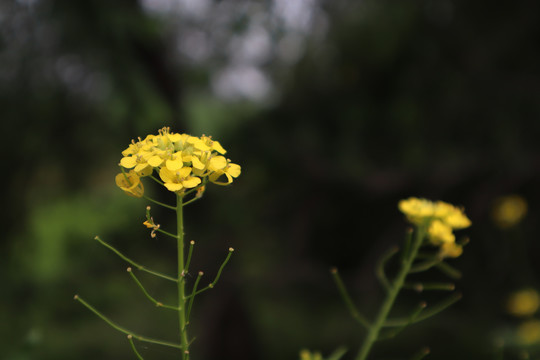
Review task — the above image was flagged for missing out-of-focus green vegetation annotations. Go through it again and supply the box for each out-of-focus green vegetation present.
[4,0,540,359]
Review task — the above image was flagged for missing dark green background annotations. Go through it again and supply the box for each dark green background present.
[3,0,540,359]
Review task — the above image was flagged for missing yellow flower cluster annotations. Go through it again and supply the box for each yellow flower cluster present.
[115,127,241,197]
[398,197,471,258]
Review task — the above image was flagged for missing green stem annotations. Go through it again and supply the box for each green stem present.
[183,196,201,207]
[355,225,427,360]
[184,241,195,273]
[383,292,462,327]
[177,195,189,359]
[376,246,399,292]
[184,248,234,299]
[155,227,179,239]
[186,272,203,328]
[74,295,182,349]
[95,236,177,282]
[143,195,176,211]
[127,268,180,311]
[331,267,370,329]
[149,174,165,186]
[128,335,145,360]
[435,261,462,279]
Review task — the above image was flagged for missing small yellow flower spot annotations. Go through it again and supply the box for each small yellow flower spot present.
[299,349,323,360]
[143,220,153,228]
[517,320,540,345]
[492,195,528,229]
[195,186,206,199]
[508,289,540,317]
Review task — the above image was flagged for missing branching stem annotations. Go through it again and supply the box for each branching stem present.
[355,225,427,360]
[95,236,177,282]
[74,295,182,349]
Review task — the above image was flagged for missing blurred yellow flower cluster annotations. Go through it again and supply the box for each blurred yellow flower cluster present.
[492,195,527,229]
[398,197,471,258]
[299,349,323,360]
[508,289,540,317]
[517,320,540,345]
[506,289,540,345]
[115,127,241,197]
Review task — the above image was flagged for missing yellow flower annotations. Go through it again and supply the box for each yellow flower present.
[159,167,201,193]
[438,242,463,258]
[209,162,241,185]
[428,220,455,245]
[201,135,227,154]
[119,152,153,176]
[398,197,471,229]
[508,289,540,317]
[492,195,527,229]
[517,320,540,345]
[115,171,144,197]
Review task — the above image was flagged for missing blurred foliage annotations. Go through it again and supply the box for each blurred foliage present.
[3,0,540,359]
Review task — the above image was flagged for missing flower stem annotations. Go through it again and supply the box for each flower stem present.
[74,295,182,349]
[330,267,370,329]
[177,195,189,359]
[95,236,177,282]
[143,195,176,211]
[355,225,427,360]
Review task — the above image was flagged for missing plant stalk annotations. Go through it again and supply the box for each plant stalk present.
[355,225,427,360]
[177,195,189,359]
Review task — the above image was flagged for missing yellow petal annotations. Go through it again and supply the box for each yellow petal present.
[209,170,233,185]
[166,159,184,171]
[212,140,226,154]
[168,133,182,142]
[147,155,164,167]
[191,156,205,170]
[178,167,192,178]
[164,182,183,192]
[189,137,210,151]
[444,211,471,229]
[182,176,201,188]
[120,156,137,168]
[209,156,227,170]
[159,168,175,183]
[227,163,241,177]
[428,220,455,245]
[115,172,144,197]
[439,242,463,258]
[134,163,152,176]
